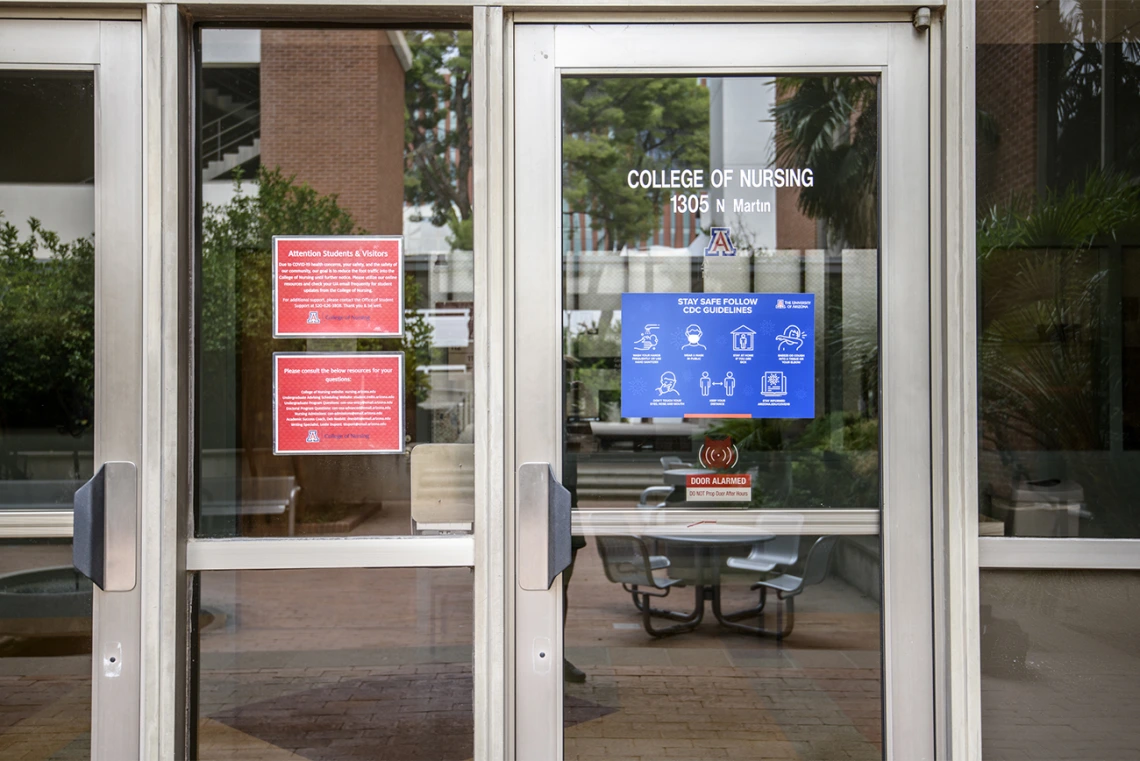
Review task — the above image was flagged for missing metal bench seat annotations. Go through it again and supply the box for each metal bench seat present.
[595,535,704,637]
[0,480,85,510]
[198,476,300,536]
[721,536,841,639]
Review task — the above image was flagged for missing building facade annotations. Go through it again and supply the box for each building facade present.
[1,2,1138,760]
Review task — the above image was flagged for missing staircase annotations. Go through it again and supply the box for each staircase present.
[200,71,261,181]
[574,456,667,506]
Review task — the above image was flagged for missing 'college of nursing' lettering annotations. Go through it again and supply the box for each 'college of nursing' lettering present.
[626,167,815,190]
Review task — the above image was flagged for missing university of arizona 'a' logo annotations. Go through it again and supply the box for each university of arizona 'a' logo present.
[305,430,320,443]
[306,311,321,324]
[704,227,737,257]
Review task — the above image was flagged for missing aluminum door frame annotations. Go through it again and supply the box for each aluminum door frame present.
[0,19,145,761]
[511,22,933,760]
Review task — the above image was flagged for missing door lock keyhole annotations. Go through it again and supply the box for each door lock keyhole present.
[532,637,552,674]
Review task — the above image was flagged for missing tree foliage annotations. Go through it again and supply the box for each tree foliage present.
[562,77,709,250]
[0,165,434,476]
[977,171,1140,454]
[0,215,94,455]
[404,30,473,250]
[774,76,878,249]
[1041,2,1140,187]
[704,413,879,508]
[201,166,433,401]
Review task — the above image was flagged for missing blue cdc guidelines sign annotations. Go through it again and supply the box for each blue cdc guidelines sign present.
[621,292,815,419]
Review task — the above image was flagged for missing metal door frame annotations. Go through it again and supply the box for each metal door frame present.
[0,18,145,761]
[509,21,934,760]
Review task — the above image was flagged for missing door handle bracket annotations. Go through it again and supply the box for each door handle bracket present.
[517,462,572,591]
[73,461,138,592]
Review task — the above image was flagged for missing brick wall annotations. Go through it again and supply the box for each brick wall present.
[260,30,405,235]
[976,0,1040,208]
[776,186,819,250]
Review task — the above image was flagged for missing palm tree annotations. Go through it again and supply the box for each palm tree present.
[773,76,878,249]
[977,171,1140,454]
[772,75,881,418]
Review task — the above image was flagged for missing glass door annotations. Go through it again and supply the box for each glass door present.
[185,26,480,760]
[511,22,933,760]
[0,19,144,761]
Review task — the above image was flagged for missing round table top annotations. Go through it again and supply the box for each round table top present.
[645,533,774,545]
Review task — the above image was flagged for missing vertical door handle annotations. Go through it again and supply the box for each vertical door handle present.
[517,462,572,591]
[73,461,138,592]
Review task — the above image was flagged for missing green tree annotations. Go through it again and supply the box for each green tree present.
[977,170,1140,453]
[562,77,710,250]
[706,414,880,508]
[773,76,878,249]
[403,30,473,251]
[0,215,94,477]
[201,166,433,402]
[564,318,623,422]
[976,170,1140,535]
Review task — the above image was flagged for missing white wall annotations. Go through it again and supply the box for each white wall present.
[201,30,261,65]
[0,184,94,245]
[201,179,256,211]
[707,77,778,252]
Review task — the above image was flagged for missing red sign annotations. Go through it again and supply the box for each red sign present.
[274,353,405,455]
[685,473,752,502]
[273,236,404,337]
[698,435,739,469]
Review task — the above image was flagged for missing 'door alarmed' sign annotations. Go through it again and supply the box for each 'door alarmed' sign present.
[620,292,815,419]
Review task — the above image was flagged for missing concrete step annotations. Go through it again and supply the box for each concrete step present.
[201,87,255,117]
[203,137,261,181]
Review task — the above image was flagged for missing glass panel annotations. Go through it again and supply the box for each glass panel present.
[976,0,1140,537]
[563,75,880,511]
[196,568,473,760]
[566,534,882,761]
[196,29,476,537]
[980,570,1140,759]
[0,70,96,760]
[561,75,883,760]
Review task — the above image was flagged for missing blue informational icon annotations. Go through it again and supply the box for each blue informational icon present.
[621,292,815,419]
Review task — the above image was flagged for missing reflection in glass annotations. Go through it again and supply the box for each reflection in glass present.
[560,75,883,760]
[562,75,880,512]
[981,570,1140,760]
[0,544,93,760]
[196,568,473,760]
[977,0,1140,537]
[196,29,477,538]
[0,70,96,759]
[566,532,882,760]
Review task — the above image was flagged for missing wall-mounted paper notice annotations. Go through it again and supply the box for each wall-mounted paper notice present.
[621,292,815,419]
[273,352,405,455]
[273,235,403,338]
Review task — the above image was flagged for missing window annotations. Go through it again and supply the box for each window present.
[977,2,1140,756]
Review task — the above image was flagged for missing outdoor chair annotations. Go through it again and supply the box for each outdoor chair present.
[595,535,703,637]
[719,518,805,623]
[199,476,300,536]
[638,484,673,508]
[721,535,841,639]
[726,521,804,575]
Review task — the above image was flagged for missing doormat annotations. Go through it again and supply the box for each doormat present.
[209,669,616,760]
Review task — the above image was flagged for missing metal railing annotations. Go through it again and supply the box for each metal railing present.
[201,98,260,169]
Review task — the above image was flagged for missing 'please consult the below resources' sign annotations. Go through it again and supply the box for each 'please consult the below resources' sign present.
[273,353,405,455]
